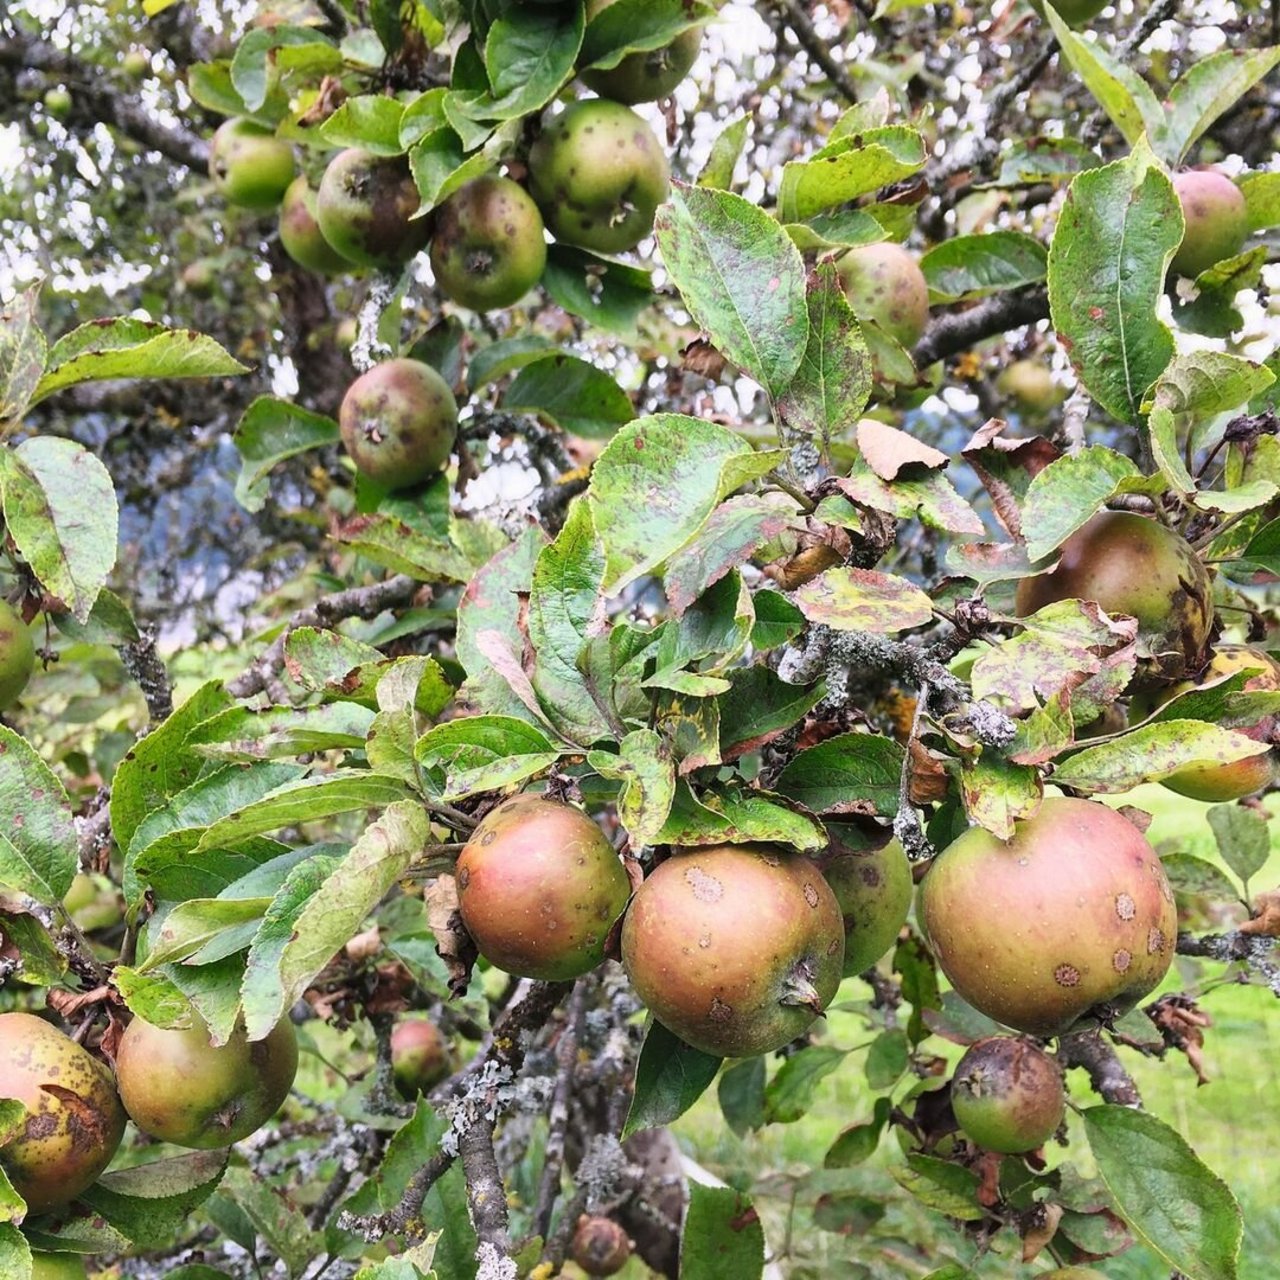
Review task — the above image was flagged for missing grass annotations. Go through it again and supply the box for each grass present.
[656,786,1280,1278]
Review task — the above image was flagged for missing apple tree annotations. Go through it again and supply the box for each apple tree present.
[2,0,1280,1277]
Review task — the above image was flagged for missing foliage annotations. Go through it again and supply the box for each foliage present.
[3,0,1280,1277]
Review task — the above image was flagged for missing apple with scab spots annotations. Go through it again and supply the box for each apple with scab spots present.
[338,358,458,491]
[1016,510,1213,686]
[571,1215,633,1276]
[621,843,844,1057]
[950,1036,1065,1154]
[815,827,912,978]
[456,795,632,981]
[0,1012,126,1213]
[918,797,1177,1037]
[316,148,429,269]
[836,241,930,349]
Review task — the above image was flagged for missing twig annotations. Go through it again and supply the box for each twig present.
[1081,0,1180,146]
[533,984,585,1239]
[769,0,860,106]
[75,790,113,870]
[1057,1028,1142,1106]
[0,35,209,169]
[118,628,174,724]
[337,1149,456,1239]
[227,574,418,700]
[459,1119,511,1254]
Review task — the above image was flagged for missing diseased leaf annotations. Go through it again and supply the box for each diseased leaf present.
[792,567,934,633]
[680,1183,765,1280]
[773,732,904,818]
[655,182,808,398]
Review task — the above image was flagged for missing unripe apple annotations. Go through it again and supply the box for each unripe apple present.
[570,1215,633,1275]
[390,1018,452,1096]
[580,0,702,103]
[1015,510,1213,685]
[121,49,151,79]
[279,176,352,275]
[208,118,296,211]
[456,795,631,981]
[919,797,1177,1037]
[816,828,912,978]
[0,1012,126,1213]
[429,175,547,310]
[115,1011,297,1148]
[42,88,72,120]
[0,599,35,709]
[621,844,845,1058]
[836,242,930,349]
[950,1036,1065,1153]
[1171,169,1249,280]
[316,148,429,269]
[338,358,457,491]
[30,1255,88,1280]
[527,99,670,254]
[62,872,123,933]
[996,359,1066,419]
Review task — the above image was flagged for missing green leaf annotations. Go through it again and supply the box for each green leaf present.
[655,182,809,398]
[1084,1105,1241,1280]
[587,728,676,848]
[717,666,825,762]
[699,115,750,190]
[679,1184,765,1280]
[217,1166,315,1279]
[589,415,783,594]
[141,896,273,969]
[835,463,984,537]
[779,126,926,222]
[318,94,406,153]
[1053,721,1270,794]
[0,438,117,622]
[921,231,1047,302]
[415,716,561,800]
[792,567,934,633]
[718,1057,766,1136]
[110,682,233,857]
[826,1097,892,1167]
[0,725,77,904]
[580,0,712,69]
[764,1045,847,1123]
[1162,852,1239,903]
[777,262,873,445]
[186,703,374,762]
[33,318,247,405]
[864,1028,910,1089]
[0,282,46,430]
[480,8,582,118]
[892,1154,984,1220]
[1046,7,1165,149]
[501,354,635,440]
[773,732,904,818]
[232,26,341,112]
[1164,47,1280,165]
[541,245,654,335]
[654,781,827,851]
[1239,170,1280,232]
[193,771,412,852]
[1207,804,1270,890]
[622,1020,722,1139]
[1020,446,1142,564]
[1047,143,1180,425]
[78,1150,229,1248]
[232,397,340,513]
[242,801,426,1038]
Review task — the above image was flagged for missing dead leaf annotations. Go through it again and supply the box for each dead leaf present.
[856,418,948,481]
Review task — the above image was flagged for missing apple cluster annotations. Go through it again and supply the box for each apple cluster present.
[0,1009,297,1218]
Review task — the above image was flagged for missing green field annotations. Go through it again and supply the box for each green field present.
[665,786,1280,1278]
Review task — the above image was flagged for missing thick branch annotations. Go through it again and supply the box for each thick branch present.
[912,285,1049,369]
[0,34,209,170]
[227,574,418,700]
[1177,930,1280,997]
[459,1120,511,1254]
[1058,1029,1142,1106]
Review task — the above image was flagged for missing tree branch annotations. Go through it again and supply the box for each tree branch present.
[227,574,419,700]
[1058,1028,1142,1106]
[912,285,1050,369]
[118,628,174,724]
[0,34,210,170]
[1177,929,1280,997]
[768,0,860,106]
